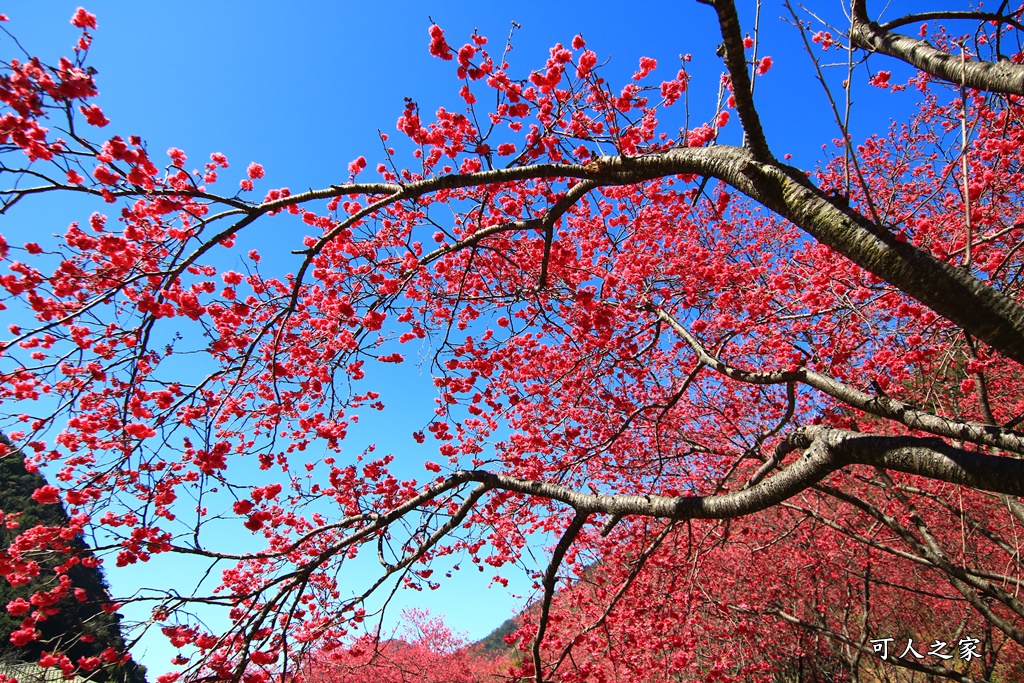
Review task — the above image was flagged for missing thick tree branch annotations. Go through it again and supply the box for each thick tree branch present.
[776,426,1024,498]
[696,0,774,161]
[850,0,1024,95]
[455,427,1024,523]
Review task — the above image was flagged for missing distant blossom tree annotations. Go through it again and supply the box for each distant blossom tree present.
[1,2,1024,683]
[295,609,499,683]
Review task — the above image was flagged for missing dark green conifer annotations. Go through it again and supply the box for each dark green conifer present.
[0,435,146,683]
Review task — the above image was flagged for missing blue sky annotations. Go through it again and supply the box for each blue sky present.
[2,0,963,676]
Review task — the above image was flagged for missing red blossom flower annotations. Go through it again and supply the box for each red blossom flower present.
[77,657,100,671]
[577,50,598,77]
[30,485,60,505]
[348,156,367,174]
[79,104,109,127]
[124,422,155,439]
[813,30,835,49]
[167,147,187,166]
[9,627,36,647]
[70,8,97,30]
[870,70,892,87]
[6,598,31,616]
[428,25,453,60]
[633,56,657,80]
[249,650,278,665]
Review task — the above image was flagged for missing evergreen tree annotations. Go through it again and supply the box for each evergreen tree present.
[0,435,146,683]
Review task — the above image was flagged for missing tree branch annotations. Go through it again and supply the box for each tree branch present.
[577,147,1024,365]
[453,427,1024,524]
[537,180,598,290]
[878,11,1024,35]
[653,307,1024,455]
[533,511,587,683]
[850,0,1024,95]
[697,0,774,161]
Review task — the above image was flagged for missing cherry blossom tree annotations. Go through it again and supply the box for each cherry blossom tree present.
[2,2,1024,682]
[294,608,499,683]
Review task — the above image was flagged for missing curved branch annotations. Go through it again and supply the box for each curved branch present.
[21,142,1024,366]
[537,179,598,289]
[532,511,587,683]
[851,0,1024,95]
[776,426,1024,499]
[879,11,1024,34]
[322,146,1024,365]
[653,307,1024,455]
[454,427,1024,523]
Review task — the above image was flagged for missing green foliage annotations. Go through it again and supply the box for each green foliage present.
[0,438,147,683]
[472,616,519,655]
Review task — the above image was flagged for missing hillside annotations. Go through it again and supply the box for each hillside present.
[0,435,147,683]
[472,616,519,655]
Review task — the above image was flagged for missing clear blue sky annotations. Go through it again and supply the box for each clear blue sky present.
[2,0,960,677]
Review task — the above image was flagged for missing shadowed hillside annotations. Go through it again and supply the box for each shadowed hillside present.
[0,435,146,683]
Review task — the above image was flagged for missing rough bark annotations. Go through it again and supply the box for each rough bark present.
[456,427,1024,521]
[850,0,1024,95]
